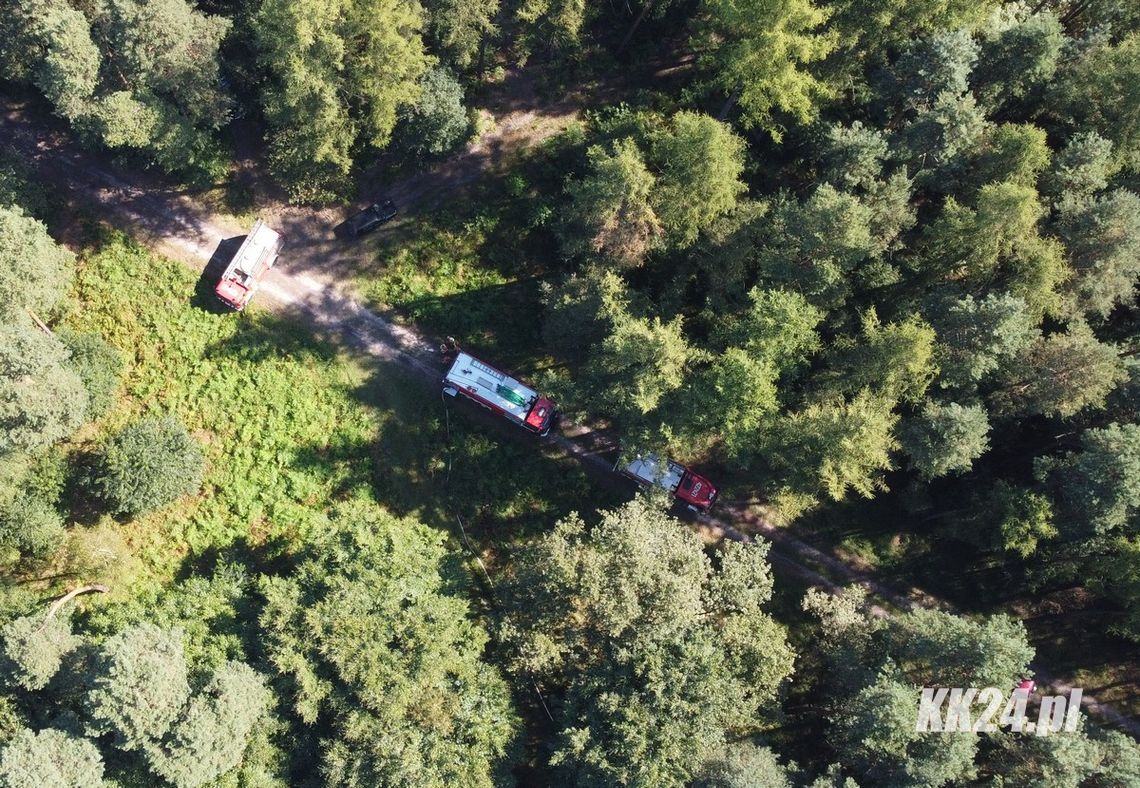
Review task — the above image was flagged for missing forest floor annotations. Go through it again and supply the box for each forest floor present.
[2,72,1137,736]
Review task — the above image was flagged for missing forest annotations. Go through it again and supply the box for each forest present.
[1,0,1140,784]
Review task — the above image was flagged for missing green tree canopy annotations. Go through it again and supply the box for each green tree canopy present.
[499,498,795,786]
[9,0,233,177]
[820,121,890,191]
[824,310,938,404]
[0,205,74,322]
[0,321,88,454]
[423,0,497,70]
[147,662,272,788]
[980,480,1057,558]
[755,184,876,307]
[257,503,519,787]
[0,728,104,788]
[992,323,1124,418]
[899,400,990,479]
[85,623,192,750]
[692,742,794,788]
[1055,32,1140,173]
[695,0,834,139]
[973,10,1063,110]
[880,28,978,112]
[1058,189,1140,318]
[832,674,978,787]
[1044,131,1114,208]
[1036,422,1140,540]
[57,330,123,420]
[824,0,995,78]
[649,111,747,248]
[0,612,80,691]
[397,67,468,157]
[927,292,1038,392]
[541,266,630,361]
[560,138,663,266]
[581,311,690,420]
[256,0,430,200]
[764,389,899,501]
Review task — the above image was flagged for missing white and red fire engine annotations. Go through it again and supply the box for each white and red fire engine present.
[214,219,282,311]
[442,351,556,436]
[617,454,718,512]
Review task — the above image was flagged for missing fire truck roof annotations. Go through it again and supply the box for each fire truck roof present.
[230,220,281,279]
[621,455,685,493]
[444,352,539,422]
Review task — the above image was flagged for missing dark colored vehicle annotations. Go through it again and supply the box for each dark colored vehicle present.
[347,200,397,236]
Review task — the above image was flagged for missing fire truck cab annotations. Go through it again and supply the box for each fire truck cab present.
[617,454,718,512]
[442,351,556,436]
[214,219,282,311]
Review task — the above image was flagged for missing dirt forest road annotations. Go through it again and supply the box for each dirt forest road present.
[3,89,1137,738]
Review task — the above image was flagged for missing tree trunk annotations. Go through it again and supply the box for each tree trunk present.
[617,0,655,54]
[717,85,742,121]
[26,308,53,336]
[39,584,109,630]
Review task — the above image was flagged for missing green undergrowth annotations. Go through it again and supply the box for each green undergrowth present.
[65,230,609,580]
[361,163,565,370]
[66,233,378,572]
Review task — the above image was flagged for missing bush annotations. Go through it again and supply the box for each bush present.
[0,496,66,561]
[95,416,204,515]
[58,330,123,420]
[397,67,469,157]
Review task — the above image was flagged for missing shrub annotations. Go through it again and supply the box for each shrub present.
[95,416,204,516]
[397,67,469,157]
[0,496,66,561]
[58,330,123,419]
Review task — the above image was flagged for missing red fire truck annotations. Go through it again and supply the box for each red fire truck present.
[442,351,556,436]
[617,454,718,512]
[214,220,282,310]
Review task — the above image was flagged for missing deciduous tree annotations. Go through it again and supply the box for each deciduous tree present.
[541,266,630,360]
[147,662,272,788]
[1058,189,1140,317]
[1036,423,1140,539]
[0,728,103,788]
[0,612,80,691]
[85,623,191,750]
[992,322,1123,418]
[0,205,74,322]
[258,504,518,787]
[763,389,899,500]
[582,312,690,418]
[1054,32,1140,173]
[0,322,88,454]
[973,10,1063,110]
[397,67,469,157]
[650,112,746,248]
[499,498,794,786]
[927,293,1038,392]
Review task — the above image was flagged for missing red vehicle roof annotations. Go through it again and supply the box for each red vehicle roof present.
[675,469,718,510]
[525,396,555,432]
[215,278,250,309]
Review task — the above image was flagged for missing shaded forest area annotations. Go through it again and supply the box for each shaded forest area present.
[2,0,1140,785]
